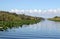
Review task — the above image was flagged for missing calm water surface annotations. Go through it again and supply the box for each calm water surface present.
[0,20,60,39]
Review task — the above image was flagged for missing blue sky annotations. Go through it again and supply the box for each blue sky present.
[0,0,60,11]
[0,0,60,18]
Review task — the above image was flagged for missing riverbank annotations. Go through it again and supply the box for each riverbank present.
[0,11,44,31]
[48,16,60,22]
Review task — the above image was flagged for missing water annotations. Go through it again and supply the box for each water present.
[0,20,60,39]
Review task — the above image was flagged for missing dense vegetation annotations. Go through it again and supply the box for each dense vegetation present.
[0,11,44,31]
[48,16,60,22]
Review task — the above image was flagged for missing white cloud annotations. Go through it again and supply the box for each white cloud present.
[53,9,57,13]
[48,9,53,12]
[10,9,14,12]
[14,9,19,12]
[10,8,60,14]
[20,9,24,12]
[38,9,42,12]
[34,9,38,12]
[11,9,20,13]
[29,9,33,13]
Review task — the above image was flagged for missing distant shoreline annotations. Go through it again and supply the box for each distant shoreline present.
[48,16,60,22]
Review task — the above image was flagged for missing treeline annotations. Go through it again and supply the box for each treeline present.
[48,16,60,21]
[0,11,44,31]
[0,11,42,21]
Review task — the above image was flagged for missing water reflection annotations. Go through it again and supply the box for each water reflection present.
[0,20,60,39]
[7,20,60,35]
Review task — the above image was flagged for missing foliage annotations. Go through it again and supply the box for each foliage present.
[0,11,43,31]
[48,16,60,22]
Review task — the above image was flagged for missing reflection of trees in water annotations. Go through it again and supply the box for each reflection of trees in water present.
[0,11,44,31]
[0,21,41,31]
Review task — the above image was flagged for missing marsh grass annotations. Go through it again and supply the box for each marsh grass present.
[0,11,43,31]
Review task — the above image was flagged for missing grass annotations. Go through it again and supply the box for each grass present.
[0,19,41,31]
[0,11,43,31]
[48,17,60,22]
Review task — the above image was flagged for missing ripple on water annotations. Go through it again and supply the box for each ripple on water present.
[0,20,60,39]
